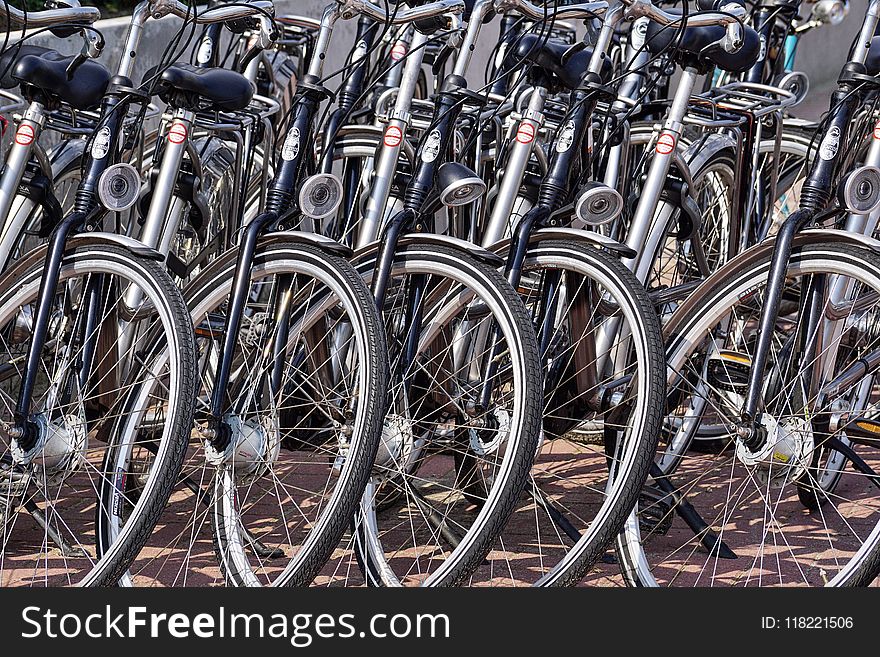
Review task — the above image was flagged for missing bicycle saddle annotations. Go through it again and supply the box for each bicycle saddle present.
[645,14,761,73]
[147,63,255,112]
[3,46,110,110]
[514,34,612,90]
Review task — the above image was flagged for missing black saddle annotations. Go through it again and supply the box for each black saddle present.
[865,36,880,76]
[645,14,761,73]
[1,45,110,110]
[515,34,612,90]
[147,63,254,112]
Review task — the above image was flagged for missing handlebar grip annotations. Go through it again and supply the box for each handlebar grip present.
[414,14,451,33]
[697,0,746,9]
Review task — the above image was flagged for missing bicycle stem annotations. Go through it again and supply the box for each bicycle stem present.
[319,15,378,175]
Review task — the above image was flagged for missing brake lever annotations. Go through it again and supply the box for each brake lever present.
[723,21,743,53]
[66,30,104,80]
[237,16,276,72]
[698,21,743,58]
[65,53,87,80]
[560,41,589,67]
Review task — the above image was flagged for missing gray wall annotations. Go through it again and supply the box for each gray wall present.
[796,0,868,91]
[18,0,358,82]
[17,0,505,85]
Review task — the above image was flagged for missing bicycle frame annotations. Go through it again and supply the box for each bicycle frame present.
[200,0,465,447]
[737,0,880,445]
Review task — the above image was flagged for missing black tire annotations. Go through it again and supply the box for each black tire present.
[126,240,387,586]
[619,241,880,587]
[340,243,543,587]
[0,244,196,586]
[476,240,665,586]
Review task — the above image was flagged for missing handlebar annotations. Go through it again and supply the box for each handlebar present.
[2,2,101,27]
[144,0,274,23]
[623,0,747,28]
[493,0,609,20]
[334,0,466,24]
[492,0,744,28]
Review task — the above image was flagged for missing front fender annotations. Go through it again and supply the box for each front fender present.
[354,233,505,267]
[0,232,164,289]
[488,227,638,260]
[663,228,880,338]
[256,230,352,257]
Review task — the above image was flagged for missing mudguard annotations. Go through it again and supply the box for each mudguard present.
[489,227,638,259]
[258,229,353,257]
[355,233,505,267]
[663,228,880,338]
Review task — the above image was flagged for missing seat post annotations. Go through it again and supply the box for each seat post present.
[0,101,46,251]
[621,66,699,281]
[137,106,195,255]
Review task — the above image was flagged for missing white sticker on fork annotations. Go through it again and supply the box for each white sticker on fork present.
[197,36,213,64]
[556,121,576,153]
[281,127,301,161]
[819,126,841,161]
[631,17,649,50]
[91,126,112,160]
[421,129,442,163]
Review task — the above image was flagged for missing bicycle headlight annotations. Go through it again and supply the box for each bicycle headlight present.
[299,173,343,220]
[573,182,624,227]
[838,166,880,215]
[438,162,486,207]
[98,163,141,212]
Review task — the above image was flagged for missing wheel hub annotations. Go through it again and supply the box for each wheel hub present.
[10,413,88,480]
[469,407,510,456]
[736,414,814,486]
[374,414,414,470]
[205,414,280,481]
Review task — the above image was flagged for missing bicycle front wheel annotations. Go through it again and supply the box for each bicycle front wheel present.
[472,240,665,586]
[328,243,543,587]
[120,240,388,586]
[618,241,880,586]
[0,244,196,586]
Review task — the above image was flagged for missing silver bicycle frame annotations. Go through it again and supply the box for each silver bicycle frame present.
[0,102,47,266]
[357,30,428,249]
[622,67,700,279]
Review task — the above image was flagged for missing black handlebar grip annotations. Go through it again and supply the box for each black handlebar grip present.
[414,14,450,34]
[697,0,746,10]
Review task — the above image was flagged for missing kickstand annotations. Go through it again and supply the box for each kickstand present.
[649,463,738,559]
[23,499,87,558]
[827,437,880,491]
[529,484,617,565]
[409,486,464,550]
[176,473,285,559]
[529,482,582,542]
